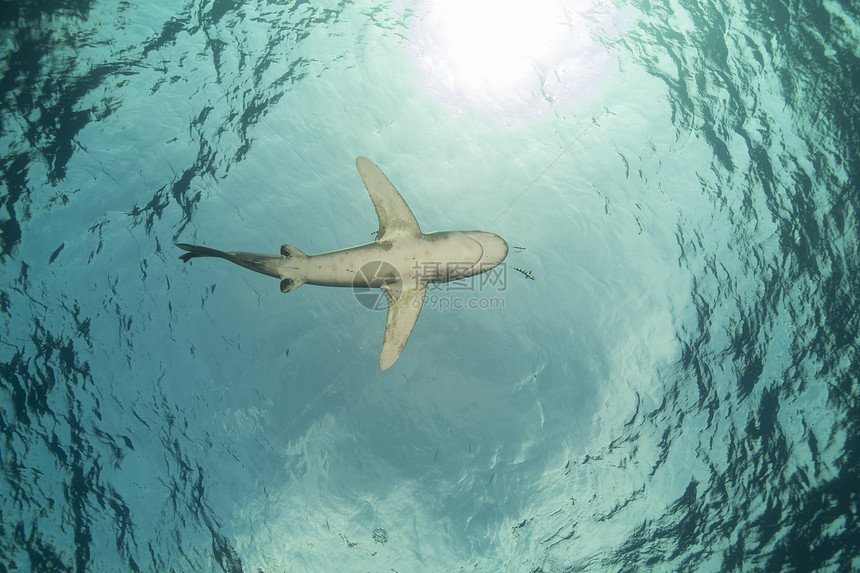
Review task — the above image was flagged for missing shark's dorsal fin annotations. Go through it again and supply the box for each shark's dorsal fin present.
[356,156,421,241]
[379,281,426,370]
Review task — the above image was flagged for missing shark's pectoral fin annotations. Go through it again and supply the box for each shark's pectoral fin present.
[379,281,426,370]
[356,157,422,242]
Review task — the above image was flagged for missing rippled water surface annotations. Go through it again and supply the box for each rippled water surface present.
[1,0,858,571]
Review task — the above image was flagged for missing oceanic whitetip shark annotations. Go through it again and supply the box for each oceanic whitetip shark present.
[178,156,508,370]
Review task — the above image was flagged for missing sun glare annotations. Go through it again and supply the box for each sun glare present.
[405,0,614,120]
[433,0,568,92]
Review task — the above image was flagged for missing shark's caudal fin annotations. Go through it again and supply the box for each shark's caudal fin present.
[177,243,283,280]
[177,243,231,263]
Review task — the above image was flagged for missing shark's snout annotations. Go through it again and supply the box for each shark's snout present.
[464,231,509,269]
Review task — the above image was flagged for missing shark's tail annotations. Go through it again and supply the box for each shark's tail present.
[176,243,282,279]
[177,243,231,263]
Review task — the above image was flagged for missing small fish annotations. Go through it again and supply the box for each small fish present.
[512,245,526,253]
[514,267,535,280]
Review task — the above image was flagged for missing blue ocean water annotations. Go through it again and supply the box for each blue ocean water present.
[1,0,858,570]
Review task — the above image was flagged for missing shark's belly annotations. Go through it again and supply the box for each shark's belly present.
[301,234,484,287]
